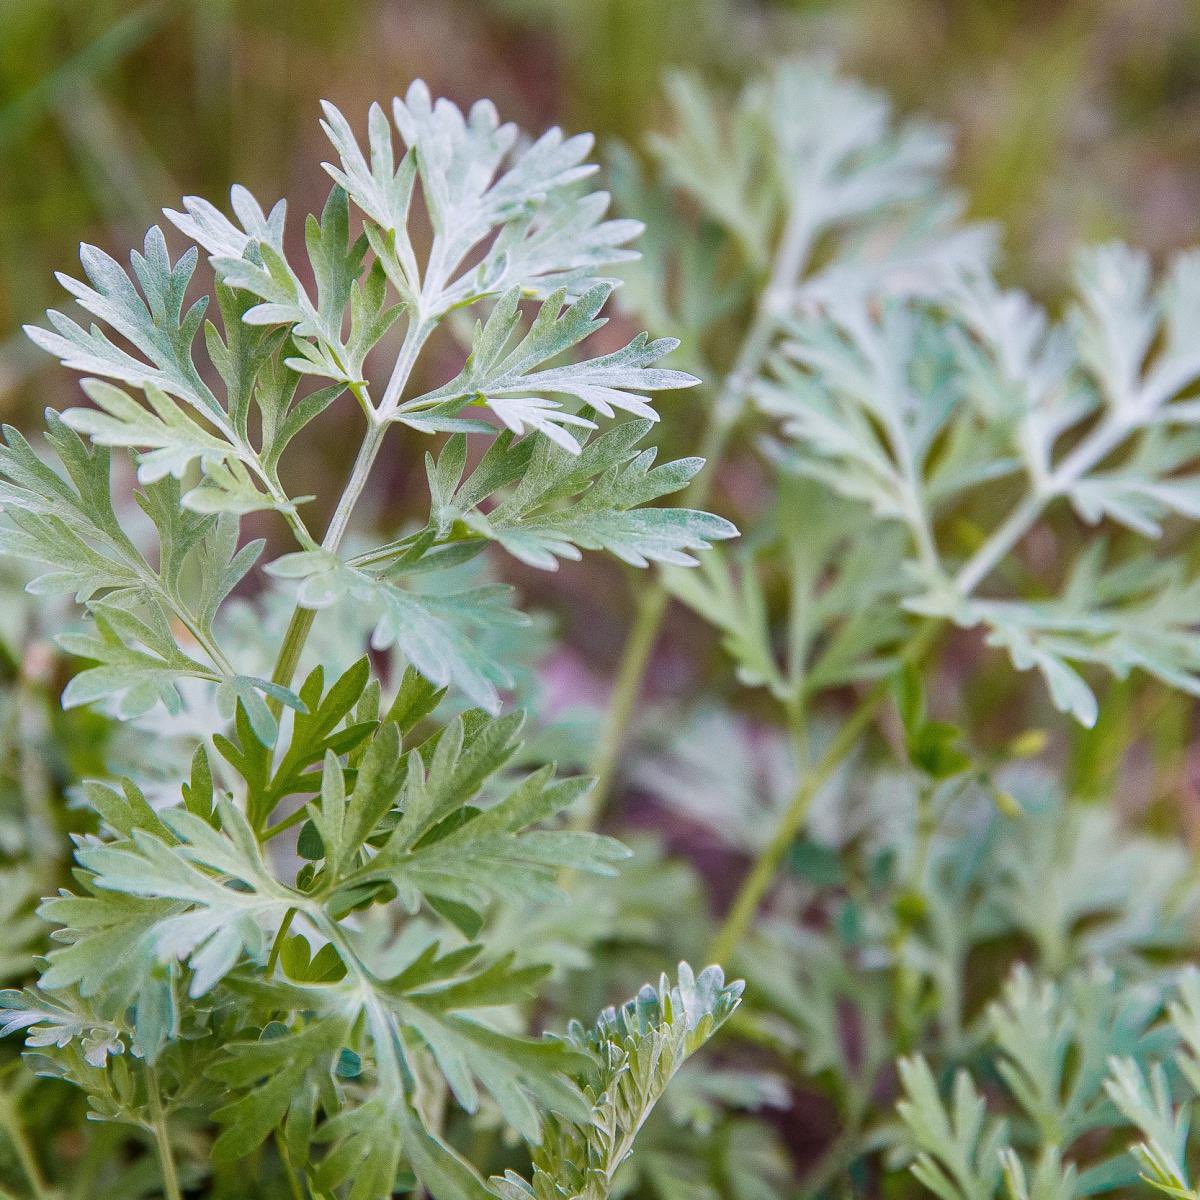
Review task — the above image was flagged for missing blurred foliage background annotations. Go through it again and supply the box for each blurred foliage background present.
[4,0,1200,416]
[3,0,1200,793]
[4,5,1200,1192]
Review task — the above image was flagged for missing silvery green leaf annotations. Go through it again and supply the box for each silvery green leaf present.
[770,60,951,226]
[459,187,641,307]
[492,964,743,1200]
[665,481,909,701]
[647,71,775,266]
[53,794,295,1000]
[266,550,526,714]
[0,990,125,1068]
[62,379,238,485]
[164,183,287,261]
[406,420,736,571]
[487,396,598,453]
[913,548,1200,729]
[57,603,214,720]
[894,1056,1007,1200]
[24,228,221,424]
[321,83,639,315]
[759,297,954,563]
[401,284,699,440]
[334,718,626,912]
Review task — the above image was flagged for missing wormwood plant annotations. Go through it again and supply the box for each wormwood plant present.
[5,53,1200,1200]
[584,57,994,822]
[577,58,1200,1200]
[0,84,741,1199]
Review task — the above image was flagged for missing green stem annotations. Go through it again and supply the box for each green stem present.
[266,906,298,975]
[893,781,936,1053]
[275,1129,306,1200]
[0,1085,50,1200]
[574,584,667,830]
[145,1065,182,1200]
[262,806,311,842]
[953,409,1136,597]
[269,318,433,702]
[270,420,387,698]
[953,490,1045,597]
[582,206,815,828]
[707,621,940,966]
[784,690,809,776]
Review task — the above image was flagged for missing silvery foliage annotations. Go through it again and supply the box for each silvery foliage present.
[595,56,1200,1200]
[632,59,994,711]
[490,965,744,1200]
[635,705,1200,1199]
[8,78,735,730]
[640,59,993,316]
[0,566,64,985]
[1107,970,1200,1200]
[0,84,738,1200]
[892,966,1174,1200]
[592,57,1200,1200]
[758,247,1200,727]
[637,60,1200,732]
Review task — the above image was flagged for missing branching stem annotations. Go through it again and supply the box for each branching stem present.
[266,906,298,975]
[0,1085,50,1200]
[583,203,816,827]
[145,1064,183,1200]
[573,584,666,830]
[707,620,940,966]
[953,409,1135,597]
[269,317,433,697]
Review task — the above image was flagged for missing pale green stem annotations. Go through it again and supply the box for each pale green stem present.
[145,1065,182,1200]
[573,584,667,831]
[707,682,882,966]
[266,436,382,701]
[0,1085,50,1200]
[954,409,1134,597]
[893,780,936,1052]
[583,204,816,827]
[269,318,433,698]
[784,690,809,777]
[953,490,1045,598]
[265,906,298,975]
[707,620,940,967]
[275,1129,306,1200]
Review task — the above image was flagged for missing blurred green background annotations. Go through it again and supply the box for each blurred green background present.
[3,0,1200,670]
[3,0,1199,419]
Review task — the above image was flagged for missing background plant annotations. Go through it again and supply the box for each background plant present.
[4,6,1200,1200]
[0,83,740,1199]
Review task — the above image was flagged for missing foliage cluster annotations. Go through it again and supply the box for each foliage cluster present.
[3,56,1200,1200]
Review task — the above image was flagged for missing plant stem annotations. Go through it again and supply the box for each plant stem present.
[707,621,939,966]
[707,683,881,965]
[269,318,433,698]
[574,584,666,830]
[953,409,1134,597]
[582,205,815,828]
[953,490,1045,597]
[262,806,311,841]
[145,1065,182,1200]
[270,421,386,697]
[275,1130,306,1200]
[266,906,298,975]
[0,1086,50,1200]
